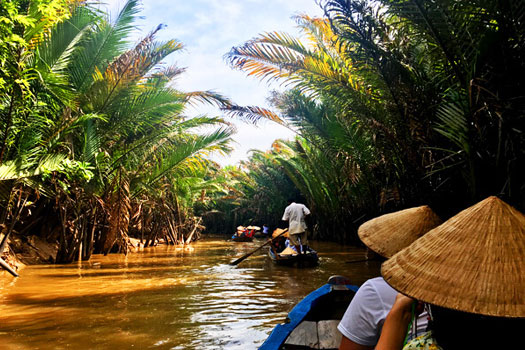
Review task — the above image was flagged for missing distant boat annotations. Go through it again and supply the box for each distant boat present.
[231,234,254,242]
[268,246,319,267]
[259,275,359,350]
[232,225,256,242]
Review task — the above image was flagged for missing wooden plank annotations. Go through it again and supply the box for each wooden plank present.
[284,321,318,348]
[318,320,341,349]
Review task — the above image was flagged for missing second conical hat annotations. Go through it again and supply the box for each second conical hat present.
[272,228,289,238]
[358,205,442,258]
[382,196,525,317]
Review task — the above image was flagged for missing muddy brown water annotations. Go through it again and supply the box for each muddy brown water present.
[0,236,381,350]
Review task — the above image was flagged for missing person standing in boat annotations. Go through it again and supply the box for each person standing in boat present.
[338,206,442,350]
[281,198,311,254]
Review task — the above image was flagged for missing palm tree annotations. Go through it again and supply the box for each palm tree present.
[1,0,237,265]
[323,0,525,209]
[222,13,413,239]
[221,0,525,243]
[50,0,236,260]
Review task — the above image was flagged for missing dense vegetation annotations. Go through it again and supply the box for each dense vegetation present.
[214,0,525,241]
[0,0,237,264]
[2,0,525,268]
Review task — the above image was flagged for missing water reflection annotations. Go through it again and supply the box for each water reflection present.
[0,237,381,349]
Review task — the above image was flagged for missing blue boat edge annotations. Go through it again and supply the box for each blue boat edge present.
[259,277,359,350]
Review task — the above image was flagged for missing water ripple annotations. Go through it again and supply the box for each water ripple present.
[0,237,378,350]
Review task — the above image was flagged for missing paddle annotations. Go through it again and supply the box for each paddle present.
[229,228,288,266]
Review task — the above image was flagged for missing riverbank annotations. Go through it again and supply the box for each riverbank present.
[1,235,145,277]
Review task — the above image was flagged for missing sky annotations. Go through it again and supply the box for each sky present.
[103,0,324,166]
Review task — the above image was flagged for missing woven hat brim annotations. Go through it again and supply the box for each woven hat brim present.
[382,196,525,318]
[358,206,442,258]
[272,228,289,238]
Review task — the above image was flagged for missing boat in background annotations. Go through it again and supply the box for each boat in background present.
[259,275,358,350]
[231,225,256,242]
[268,228,319,267]
[268,246,319,267]
[231,234,254,242]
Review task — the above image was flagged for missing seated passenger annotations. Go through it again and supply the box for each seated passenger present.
[284,238,296,250]
[233,226,246,238]
[377,197,524,350]
[377,294,525,350]
[271,228,288,252]
[279,238,298,255]
[246,226,255,238]
[338,206,441,350]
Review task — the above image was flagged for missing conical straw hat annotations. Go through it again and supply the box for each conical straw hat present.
[272,228,289,238]
[382,196,525,318]
[358,205,442,258]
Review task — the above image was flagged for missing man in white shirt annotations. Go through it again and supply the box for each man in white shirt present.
[282,199,311,253]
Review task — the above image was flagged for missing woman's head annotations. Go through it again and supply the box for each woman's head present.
[382,197,525,318]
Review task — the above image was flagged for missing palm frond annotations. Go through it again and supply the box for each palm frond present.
[221,104,286,125]
[184,90,233,108]
[70,0,141,93]
[134,127,234,195]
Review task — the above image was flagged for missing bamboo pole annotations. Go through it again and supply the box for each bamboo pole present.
[0,257,18,277]
[185,218,201,245]
[166,221,178,245]
[85,219,96,260]
[0,193,27,276]
[0,232,9,255]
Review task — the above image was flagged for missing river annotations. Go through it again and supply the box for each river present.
[0,236,381,349]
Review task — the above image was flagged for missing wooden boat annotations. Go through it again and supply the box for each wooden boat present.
[231,234,254,242]
[259,275,359,350]
[268,246,319,267]
[232,225,255,242]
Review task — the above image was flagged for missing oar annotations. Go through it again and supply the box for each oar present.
[230,228,288,266]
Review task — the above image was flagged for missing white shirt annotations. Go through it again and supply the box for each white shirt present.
[337,277,428,347]
[282,202,310,234]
